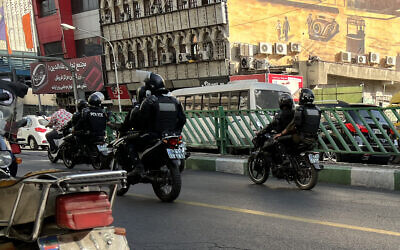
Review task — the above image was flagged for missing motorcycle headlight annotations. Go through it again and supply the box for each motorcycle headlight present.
[0,151,12,168]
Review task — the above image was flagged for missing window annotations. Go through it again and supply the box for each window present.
[193,95,203,110]
[71,0,99,14]
[185,96,194,110]
[40,0,57,17]
[164,0,173,12]
[189,0,198,8]
[201,0,210,5]
[75,38,102,58]
[209,93,219,110]
[43,41,63,57]
[220,93,229,110]
[254,90,282,109]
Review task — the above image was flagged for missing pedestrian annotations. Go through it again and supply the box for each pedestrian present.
[307,14,313,31]
[283,16,290,41]
[276,20,282,41]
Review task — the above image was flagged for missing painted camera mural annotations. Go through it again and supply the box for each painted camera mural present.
[228,0,400,62]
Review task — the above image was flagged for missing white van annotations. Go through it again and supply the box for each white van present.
[171,81,292,149]
[171,80,291,111]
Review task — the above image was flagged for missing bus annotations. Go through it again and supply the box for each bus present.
[171,81,292,151]
[171,80,291,111]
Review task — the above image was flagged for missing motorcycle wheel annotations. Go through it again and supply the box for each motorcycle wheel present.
[152,162,181,202]
[112,158,131,196]
[47,149,58,163]
[247,153,270,184]
[294,157,318,190]
[62,145,75,169]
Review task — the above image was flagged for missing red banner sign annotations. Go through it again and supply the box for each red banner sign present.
[106,85,131,100]
[229,74,267,83]
[31,56,104,94]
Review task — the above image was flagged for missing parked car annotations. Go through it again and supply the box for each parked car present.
[318,102,394,165]
[17,115,51,150]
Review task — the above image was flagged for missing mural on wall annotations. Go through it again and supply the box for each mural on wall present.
[228,0,400,63]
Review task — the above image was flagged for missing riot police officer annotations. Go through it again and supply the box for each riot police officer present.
[276,88,321,149]
[129,73,186,177]
[81,92,108,143]
[257,93,295,137]
[118,85,147,135]
[139,73,186,137]
[63,99,88,134]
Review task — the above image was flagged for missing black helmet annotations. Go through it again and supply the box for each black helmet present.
[88,92,103,107]
[136,86,147,103]
[77,99,88,112]
[299,88,315,105]
[279,93,294,109]
[144,73,165,93]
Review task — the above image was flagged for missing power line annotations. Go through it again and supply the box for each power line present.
[230,0,329,27]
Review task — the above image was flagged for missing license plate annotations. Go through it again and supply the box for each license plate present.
[38,227,129,250]
[308,153,319,164]
[167,148,185,159]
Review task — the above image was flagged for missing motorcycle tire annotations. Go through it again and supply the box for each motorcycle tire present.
[62,146,75,169]
[112,158,131,196]
[47,149,58,163]
[152,162,181,202]
[294,158,318,190]
[247,153,270,185]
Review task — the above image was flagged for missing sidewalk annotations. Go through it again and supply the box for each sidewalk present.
[186,153,400,191]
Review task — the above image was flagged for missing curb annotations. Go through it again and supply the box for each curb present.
[186,155,400,191]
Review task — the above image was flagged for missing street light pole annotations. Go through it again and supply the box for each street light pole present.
[60,23,122,112]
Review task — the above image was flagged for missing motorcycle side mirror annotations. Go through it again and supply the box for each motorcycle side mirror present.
[0,92,10,101]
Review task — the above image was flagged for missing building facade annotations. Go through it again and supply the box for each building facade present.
[100,0,400,106]
[100,0,230,91]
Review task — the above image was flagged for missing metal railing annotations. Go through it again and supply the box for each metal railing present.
[107,106,400,155]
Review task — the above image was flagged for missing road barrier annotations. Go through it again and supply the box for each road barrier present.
[107,106,400,156]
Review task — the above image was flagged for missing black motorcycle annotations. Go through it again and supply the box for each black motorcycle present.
[109,132,184,202]
[61,133,111,170]
[248,133,322,190]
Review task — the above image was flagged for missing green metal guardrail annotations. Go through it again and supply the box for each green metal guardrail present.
[107,106,400,156]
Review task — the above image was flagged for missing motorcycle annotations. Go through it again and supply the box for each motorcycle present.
[248,132,322,190]
[109,132,184,202]
[47,126,70,164]
[0,169,129,249]
[61,132,111,170]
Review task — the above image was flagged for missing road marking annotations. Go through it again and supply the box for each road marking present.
[127,193,400,237]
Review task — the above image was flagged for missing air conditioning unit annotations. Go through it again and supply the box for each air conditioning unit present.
[126,61,134,69]
[340,52,351,63]
[161,52,173,64]
[177,53,190,63]
[255,59,269,70]
[198,51,210,61]
[369,52,380,64]
[240,57,254,69]
[274,43,287,56]
[356,55,367,64]
[385,56,396,67]
[289,43,301,53]
[258,42,273,55]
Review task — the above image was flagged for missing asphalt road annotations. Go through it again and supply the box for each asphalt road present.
[18,150,400,250]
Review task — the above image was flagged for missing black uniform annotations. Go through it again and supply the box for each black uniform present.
[81,106,108,142]
[118,102,143,135]
[259,109,295,135]
[139,94,186,138]
[284,104,321,149]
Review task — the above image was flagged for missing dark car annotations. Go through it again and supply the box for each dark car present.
[318,102,394,165]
